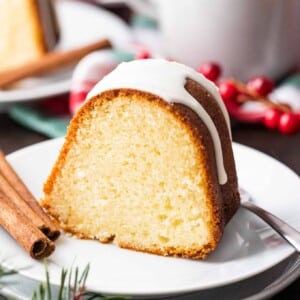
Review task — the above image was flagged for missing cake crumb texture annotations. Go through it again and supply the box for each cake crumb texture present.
[43,90,229,259]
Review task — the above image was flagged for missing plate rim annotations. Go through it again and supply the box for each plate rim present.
[0,79,71,102]
[1,255,299,300]
[0,0,132,105]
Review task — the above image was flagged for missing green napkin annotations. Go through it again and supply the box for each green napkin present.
[9,104,70,138]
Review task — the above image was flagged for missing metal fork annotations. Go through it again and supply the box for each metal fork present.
[240,188,300,252]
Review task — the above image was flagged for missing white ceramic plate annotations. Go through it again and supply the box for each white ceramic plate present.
[0,0,132,109]
[1,254,299,300]
[1,139,300,297]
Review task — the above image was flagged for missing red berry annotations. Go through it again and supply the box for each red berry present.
[247,76,274,97]
[219,81,239,103]
[278,112,299,135]
[134,50,151,60]
[198,62,222,82]
[264,109,282,130]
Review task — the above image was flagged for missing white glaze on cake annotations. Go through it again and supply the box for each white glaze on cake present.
[87,59,230,184]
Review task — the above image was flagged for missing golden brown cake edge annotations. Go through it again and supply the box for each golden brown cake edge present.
[42,83,239,259]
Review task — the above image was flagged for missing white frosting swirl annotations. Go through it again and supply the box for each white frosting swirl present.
[87,59,231,184]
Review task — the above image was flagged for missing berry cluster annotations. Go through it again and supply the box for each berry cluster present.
[198,62,300,135]
[133,52,299,135]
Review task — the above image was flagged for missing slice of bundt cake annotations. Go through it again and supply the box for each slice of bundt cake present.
[42,59,240,259]
[0,0,59,72]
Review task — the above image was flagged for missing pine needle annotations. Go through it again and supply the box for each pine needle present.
[73,267,78,298]
[79,264,90,286]
[45,261,52,300]
[57,268,68,300]
[65,265,73,299]
[0,264,16,278]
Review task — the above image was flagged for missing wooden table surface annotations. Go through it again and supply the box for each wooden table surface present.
[0,112,299,299]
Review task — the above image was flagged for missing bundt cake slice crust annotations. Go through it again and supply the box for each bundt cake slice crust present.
[42,88,227,259]
[184,79,240,223]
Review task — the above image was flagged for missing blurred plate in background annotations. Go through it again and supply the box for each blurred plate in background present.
[0,0,132,110]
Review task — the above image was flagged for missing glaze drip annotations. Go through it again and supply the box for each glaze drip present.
[87,59,230,184]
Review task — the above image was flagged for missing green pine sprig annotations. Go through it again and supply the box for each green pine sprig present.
[31,262,128,300]
[0,260,128,300]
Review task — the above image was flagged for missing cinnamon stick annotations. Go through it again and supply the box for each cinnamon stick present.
[0,191,54,259]
[0,151,60,240]
[0,38,112,88]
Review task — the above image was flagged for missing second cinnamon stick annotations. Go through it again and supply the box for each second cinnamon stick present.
[0,151,60,240]
[0,38,112,88]
[0,191,55,259]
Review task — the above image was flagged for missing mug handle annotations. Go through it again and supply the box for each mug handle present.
[100,0,157,19]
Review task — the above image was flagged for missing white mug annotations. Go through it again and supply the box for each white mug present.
[127,0,300,80]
